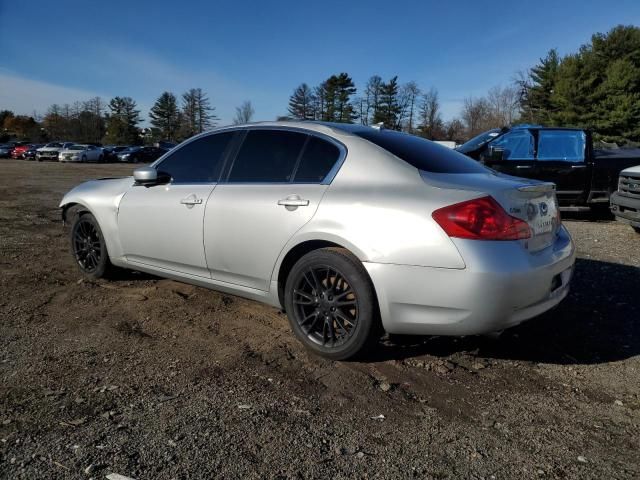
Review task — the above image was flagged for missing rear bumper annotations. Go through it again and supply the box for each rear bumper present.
[364,226,576,336]
[610,192,640,227]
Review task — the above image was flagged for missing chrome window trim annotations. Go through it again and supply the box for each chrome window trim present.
[151,125,348,186]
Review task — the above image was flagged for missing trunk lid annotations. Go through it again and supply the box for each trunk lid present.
[421,170,560,252]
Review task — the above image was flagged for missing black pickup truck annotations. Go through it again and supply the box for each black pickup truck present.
[457,125,640,211]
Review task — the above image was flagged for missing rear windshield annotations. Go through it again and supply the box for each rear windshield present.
[354,129,488,174]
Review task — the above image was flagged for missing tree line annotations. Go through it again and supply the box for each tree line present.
[284,25,640,144]
[2,24,638,146]
[0,89,254,145]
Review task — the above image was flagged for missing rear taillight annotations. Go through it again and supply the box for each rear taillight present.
[432,196,531,240]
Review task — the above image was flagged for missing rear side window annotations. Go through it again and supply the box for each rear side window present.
[294,136,341,183]
[537,130,585,162]
[354,130,487,174]
[157,132,234,183]
[228,130,307,182]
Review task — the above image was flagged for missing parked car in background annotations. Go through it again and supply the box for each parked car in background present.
[23,144,45,160]
[0,144,12,158]
[103,145,130,162]
[36,142,74,162]
[59,144,104,163]
[610,165,640,233]
[116,146,167,163]
[11,144,33,159]
[457,125,640,211]
[60,122,575,360]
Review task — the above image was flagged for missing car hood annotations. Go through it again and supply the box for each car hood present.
[59,177,134,208]
[621,165,640,176]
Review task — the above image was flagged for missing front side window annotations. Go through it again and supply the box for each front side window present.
[489,130,534,160]
[293,136,341,183]
[227,130,307,183]
[537,130,586,162]
[157,132,234,183]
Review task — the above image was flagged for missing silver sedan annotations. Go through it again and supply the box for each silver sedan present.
[60,122,576,360]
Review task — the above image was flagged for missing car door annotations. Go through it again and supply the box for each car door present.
[480,129,536,179]
[204,129,344,291]
[117,131,236,277]
[534,129,589,205]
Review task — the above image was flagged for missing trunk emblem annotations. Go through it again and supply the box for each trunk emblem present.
[540,202,549,216]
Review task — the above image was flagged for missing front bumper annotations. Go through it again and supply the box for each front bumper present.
[610,192,640,227]
[364,226,576,336]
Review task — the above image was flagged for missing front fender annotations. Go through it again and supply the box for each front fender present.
[59,177,132,262]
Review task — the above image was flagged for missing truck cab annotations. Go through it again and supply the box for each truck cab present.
[457,125,594,210]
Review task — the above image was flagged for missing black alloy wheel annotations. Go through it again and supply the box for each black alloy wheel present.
[69,213,113,279]
[292,264,358,347]
[285,248,381,360]
[72,217,102,272]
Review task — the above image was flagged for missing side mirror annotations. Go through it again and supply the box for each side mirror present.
[487,145,505,162]
[133,166,158,185]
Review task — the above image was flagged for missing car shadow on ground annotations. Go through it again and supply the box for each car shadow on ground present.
[370,258,640,365]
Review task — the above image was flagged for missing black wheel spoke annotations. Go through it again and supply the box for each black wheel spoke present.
[292,264,359,348]
[72,219,102,273]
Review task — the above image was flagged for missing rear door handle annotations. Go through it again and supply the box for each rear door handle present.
[180,195,203,206]
[278,195,309,207]
[516,165,533,169]
[571,164,587,169]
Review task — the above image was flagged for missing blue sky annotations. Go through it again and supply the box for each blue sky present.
[1,0,639,125]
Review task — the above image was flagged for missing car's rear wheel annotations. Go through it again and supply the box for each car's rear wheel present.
[70,212,113,279]
[284,247,381,360]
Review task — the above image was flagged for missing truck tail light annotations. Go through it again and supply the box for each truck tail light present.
[432,196,531,241]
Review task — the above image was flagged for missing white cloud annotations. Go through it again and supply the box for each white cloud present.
[0,69,106,117]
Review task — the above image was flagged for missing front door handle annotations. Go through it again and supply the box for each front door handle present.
[516,165,533,169]
[278,195,309,208]
[571,164,587,169]
[180,194,203,206]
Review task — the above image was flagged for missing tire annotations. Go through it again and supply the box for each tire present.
[633,226,640,234]
[81,155,87,162]
[284,247,381,360]
[98,155,103,163]
[69,212,114,279]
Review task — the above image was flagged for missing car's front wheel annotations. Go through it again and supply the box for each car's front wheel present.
[70,212,114,279]
[284,247,381,360]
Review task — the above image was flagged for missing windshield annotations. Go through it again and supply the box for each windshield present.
[45,143,63,148]
[354,129,489,174]
[456,129,503,154]
[68,145,86,151]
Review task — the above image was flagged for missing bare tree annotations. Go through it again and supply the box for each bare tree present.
[462,96,492,137]
[487,85,519,126]
[362,75,383,125]
[398,81,421,132]
[233,100,255,125]
[418,88,444,139]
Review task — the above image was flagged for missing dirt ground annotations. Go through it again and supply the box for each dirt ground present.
[1,159,639,480]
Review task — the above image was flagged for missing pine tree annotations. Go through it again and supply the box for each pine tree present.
[288,83,315,120]
[104,97,141,145]
[373,76,401,128]
[180,88,217,139]
[317,73,357,123]
[149,92,180,142]
[524,49,560,124]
